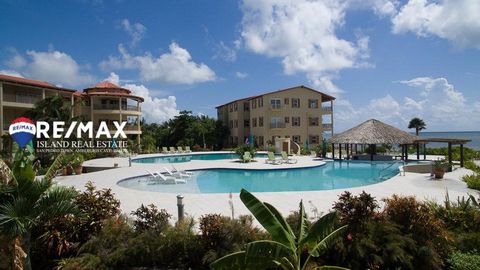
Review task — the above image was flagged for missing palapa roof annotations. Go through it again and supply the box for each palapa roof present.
[328,119,421,145]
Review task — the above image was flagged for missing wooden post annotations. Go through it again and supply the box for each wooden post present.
[346,144,350,160]
[416,143,420,160]
[423,144,426,160]
[460,144,464,167]
[401,145,405,160]
[448,142,452,172]
[339,144,342,160]
[332,143,335,159]
[370,144,374,161]
[405,145,409,161]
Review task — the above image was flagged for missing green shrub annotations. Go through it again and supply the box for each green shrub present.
[234,144,256,161]
[131,204,171,233]
[448,252,480,270]
[463,174,480,191]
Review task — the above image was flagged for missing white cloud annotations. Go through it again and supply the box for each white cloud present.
[334,77,480,131]
[121,19,147,46]
[239,0,376,95]
[392,0,480,49]
[100,42,216,85]
[2,49,95,87]
[0,69,24,77]
[235,71,248,79]
[104,73,179,123]
[213,41,237,62]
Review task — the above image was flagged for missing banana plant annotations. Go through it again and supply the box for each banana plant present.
[211,189,348,270]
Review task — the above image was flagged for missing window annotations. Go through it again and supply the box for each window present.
[252,99,257,109]
[270,117,284,128]
[234,136,238,145]
[308,99,319,109]
[252,118,257,127]
[292,98,300,108]
[244,102,250,111]
[292,117,301,126]
[309,135,319,144]
[284,98,289,105]
[259,97,263,107]
[234,103,238,111]
[244,120,250,127]
[229,104,233,112]
[229,120,233,128]
[259,117,264,127]
[270,98,281,109]
[292,135,301,143]
[234,120,238,128]
[309,117,319,126]
[285,117,290,123]
[229,136,233,145]
[259,136,264,146]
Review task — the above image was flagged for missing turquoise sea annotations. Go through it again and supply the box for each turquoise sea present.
[418,131,480,150]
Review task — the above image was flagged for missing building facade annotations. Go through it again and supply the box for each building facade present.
[0,74,143,150]
[216,85,334,149]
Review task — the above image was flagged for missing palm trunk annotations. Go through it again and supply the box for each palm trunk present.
[416,128,419,136]
[21,233,32,270]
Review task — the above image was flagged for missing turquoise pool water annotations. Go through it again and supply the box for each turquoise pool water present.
[133,153,268,163]
[118,161,403,193]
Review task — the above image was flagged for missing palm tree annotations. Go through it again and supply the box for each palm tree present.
[408,118,426,136]
[211,189,348,270]
[0,149,79,270]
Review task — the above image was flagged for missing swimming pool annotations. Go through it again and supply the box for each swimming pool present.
[118,161,403,193]
[133,152,268,163]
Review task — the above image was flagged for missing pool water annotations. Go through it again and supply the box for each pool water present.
[118,161,403,194]
[133,153,268,163]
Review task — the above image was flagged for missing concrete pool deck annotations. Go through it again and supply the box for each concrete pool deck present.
[56,152,478,223]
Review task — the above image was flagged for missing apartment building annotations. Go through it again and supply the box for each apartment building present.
[0,74,143,150]
[216,85,334,149]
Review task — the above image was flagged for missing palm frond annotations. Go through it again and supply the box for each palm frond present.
[0,197,36,236]
[37,186,80,219]
[43,152,68,182]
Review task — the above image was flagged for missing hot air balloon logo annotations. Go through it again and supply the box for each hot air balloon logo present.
[9,117,36,148]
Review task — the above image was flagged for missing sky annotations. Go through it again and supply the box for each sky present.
[1,0,479,132]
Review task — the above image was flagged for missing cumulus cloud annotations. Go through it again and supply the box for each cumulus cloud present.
[213,41,237,62]
[100,42,216,85]
[235,71,248,79]
[2,48,95,87]
[239,0,378,95]
[392,0,480,49]
[334,77,480,131]
[121,19,147,46]
[105,73,179,123]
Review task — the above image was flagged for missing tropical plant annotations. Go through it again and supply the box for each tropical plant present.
[408,117,426,135]
[210,189,347,270]
[463,174,480,191]
[0,150,79,270]
[131,204,171,233]
[234,144,256,161]
[448,251,480,270]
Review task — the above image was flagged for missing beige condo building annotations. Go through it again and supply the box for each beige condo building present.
[0,74,143,150]
[216,85,334,150]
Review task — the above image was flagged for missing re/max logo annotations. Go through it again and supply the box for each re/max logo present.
[36,121,127,139]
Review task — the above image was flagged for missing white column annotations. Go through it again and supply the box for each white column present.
[330,100,334,137]
[71,94,74,117]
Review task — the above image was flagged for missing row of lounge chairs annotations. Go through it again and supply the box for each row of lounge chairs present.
[162,146,192,154]
[266,151,297,165]
[145,165,194,184]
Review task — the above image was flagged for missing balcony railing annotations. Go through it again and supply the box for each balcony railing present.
[322,123,333,130]
[322,107,333,113]
[3,93,42,104]
[94,125,140,132]
[93,104,140,111]
[270,122,286,129]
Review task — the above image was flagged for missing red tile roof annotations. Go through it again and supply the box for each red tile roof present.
[215,85,335,108]
[93,81,121,89]
[0,74,76,92]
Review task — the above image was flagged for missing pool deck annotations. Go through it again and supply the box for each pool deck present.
[56,152,478,223]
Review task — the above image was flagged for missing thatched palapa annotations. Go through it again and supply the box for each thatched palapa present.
[328,119,420,145]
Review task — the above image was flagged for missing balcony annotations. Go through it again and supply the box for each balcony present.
[3,93,42,105]
[322,107,333,114]
[93,104,140,112]
[270,122,286,129]
[322,123,333,130]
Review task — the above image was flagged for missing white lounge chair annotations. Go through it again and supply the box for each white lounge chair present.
[171,165,194,176]
[157,172,186,184]
[163,167,191,179]
[146,169,161,178]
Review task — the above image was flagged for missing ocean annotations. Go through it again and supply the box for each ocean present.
[417,131,480,150]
